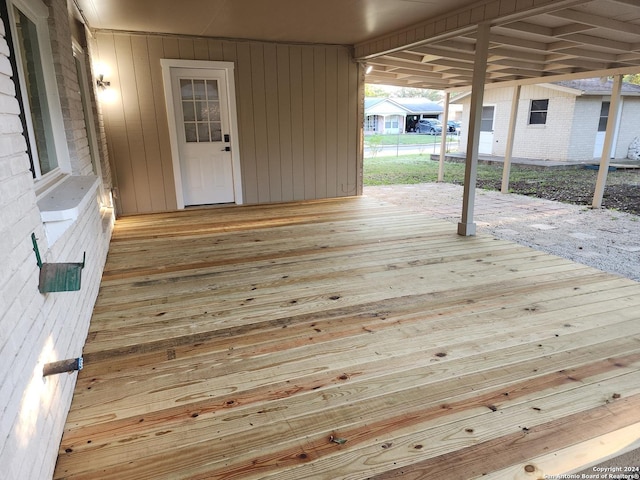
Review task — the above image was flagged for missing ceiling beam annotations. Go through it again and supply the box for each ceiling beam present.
[552,23,595,36]
[426,58,474,71]
[499,21,553,37]
[459,65,640,92]
[549,9,640,36]
[355,0,586,59]
[488,48,547,63]
[559,33,632,52]
[429,39,476,53]
[408,45,476,63]
[486,33,549,53]
[604,0,640,8]
[369,58,436,73]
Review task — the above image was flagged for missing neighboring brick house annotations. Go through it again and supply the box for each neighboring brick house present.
[364,97,444,134]
[0,0,113,478]
[454,78,640,161]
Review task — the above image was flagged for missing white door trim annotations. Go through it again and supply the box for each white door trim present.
[161,59,242,209]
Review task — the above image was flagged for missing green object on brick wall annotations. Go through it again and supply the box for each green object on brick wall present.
[31,233,85,293]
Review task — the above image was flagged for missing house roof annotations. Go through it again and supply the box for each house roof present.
[552,78,640,96]
[450,77,640,102]
[76,0,640,91]
[393,98,443,114]
[364,97,443,115]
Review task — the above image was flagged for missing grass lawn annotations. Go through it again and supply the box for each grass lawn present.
[365,133,459,146]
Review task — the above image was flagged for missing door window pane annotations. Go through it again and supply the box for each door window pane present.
[210,123,222,141]
[480,106,494,132]
[598,101,610,132]
[184,123,197,142]
[182,101,195,122]
[180,77,221,143]
[180,79,193,100]
[197,123,210,142]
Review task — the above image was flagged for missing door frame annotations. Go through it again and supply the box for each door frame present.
[161,59,242,209]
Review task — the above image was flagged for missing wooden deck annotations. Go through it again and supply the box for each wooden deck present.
[54,196,640,480]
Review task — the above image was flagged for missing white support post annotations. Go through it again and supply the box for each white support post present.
[458,22,490,237]
[501,84,521,193]
[438,92,451,182]
[592,74,623,209]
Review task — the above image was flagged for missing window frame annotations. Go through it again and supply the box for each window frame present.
[528,99,549,125]
[598,101,610,132]
[5,0,71,187]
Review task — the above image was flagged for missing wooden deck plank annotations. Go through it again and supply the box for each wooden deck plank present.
[54,197,640,480]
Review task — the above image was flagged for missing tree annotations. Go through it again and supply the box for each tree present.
[364,84,443,100]
[623,74,640,85]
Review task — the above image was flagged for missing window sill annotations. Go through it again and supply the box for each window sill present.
[37,175,100,245]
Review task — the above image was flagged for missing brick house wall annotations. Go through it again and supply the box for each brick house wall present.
[458,83,640,162]
[613,97,640,159]
[0,0,113,478]
[459,84,578,161]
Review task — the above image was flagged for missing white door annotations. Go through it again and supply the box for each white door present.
[170,67,234,206]
[479,106,495,154]
[593,100,620,159]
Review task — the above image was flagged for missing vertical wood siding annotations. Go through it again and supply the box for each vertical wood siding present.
[95,32,360,215]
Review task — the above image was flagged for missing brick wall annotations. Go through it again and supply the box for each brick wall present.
[615,97,640,159]
[0,1,113,478]
[487,84,577,161]
[458,84,640,162]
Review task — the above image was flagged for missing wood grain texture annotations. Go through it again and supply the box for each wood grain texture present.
[54,197,640,479]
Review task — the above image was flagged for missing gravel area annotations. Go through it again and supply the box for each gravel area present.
[365,182,640,282]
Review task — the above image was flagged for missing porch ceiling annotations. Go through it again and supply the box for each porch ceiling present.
[74,0,479,46]
[360,0,640,90]
[76,0,640,91]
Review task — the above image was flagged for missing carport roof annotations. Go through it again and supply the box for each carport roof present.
[75,0,640,90]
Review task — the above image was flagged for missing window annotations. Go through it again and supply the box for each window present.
[529,99,549,125]
[598,101,610,132]
[4,0,68,180]
[364,115,376,131]
[480,106,494,132]
[384,115,400,129]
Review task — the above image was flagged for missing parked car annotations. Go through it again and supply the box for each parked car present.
[447,120,461,134]
[415,119,443,134]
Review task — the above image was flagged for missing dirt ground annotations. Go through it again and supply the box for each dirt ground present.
[471,168,640,216]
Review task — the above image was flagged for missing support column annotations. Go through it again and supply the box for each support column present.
[501,85,521,193]
[438,92,451,182]
[458,22,490,237]
[592,74,622,209]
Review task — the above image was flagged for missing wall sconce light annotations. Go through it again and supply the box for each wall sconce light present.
[365,64,373,75]
[96,74,110,90]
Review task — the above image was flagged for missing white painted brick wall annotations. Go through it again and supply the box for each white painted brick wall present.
[0,2,113,478]
[459,84,639,162]
[616,98,640,159]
